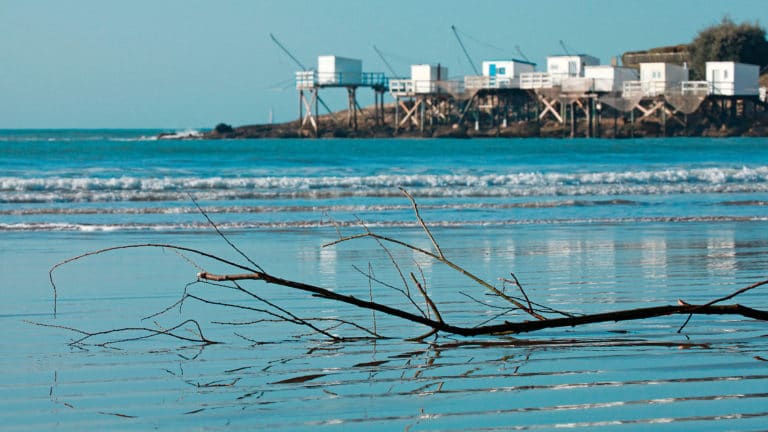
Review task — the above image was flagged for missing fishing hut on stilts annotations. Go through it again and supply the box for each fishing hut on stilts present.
[460,60,538,133]
[296,56,388,137]
[389,64,462,134]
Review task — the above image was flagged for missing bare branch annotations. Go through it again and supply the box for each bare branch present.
[368,262,377,335]
[46,192,768,346]
[50,243,261,317]
[411,272,444,324]
[677,278,768,333]
[29,319,217,346]
[400,187,444,259]
[501,273,534,314]
[325,231,545,320]
[356,217,416,304]
[187,286,342,341]
[195,271,768,337]
[188,194,265,274]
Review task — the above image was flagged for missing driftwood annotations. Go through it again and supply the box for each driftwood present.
[47,189,768,345]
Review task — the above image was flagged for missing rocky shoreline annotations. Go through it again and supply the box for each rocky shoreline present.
[181,101,768,140]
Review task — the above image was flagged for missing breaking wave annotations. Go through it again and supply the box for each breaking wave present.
[0,200,641,216]
[2,166,767,203]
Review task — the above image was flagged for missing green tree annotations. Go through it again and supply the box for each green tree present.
[689,17,768,80]
[214,123,234,134]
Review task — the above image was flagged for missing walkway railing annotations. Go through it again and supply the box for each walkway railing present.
[296,71,316,89]
[296,71,387,89]
[622,80,668,97]
[681,81,709,95]
[389,79,414,96]
[362,72,388,88]
[520,72,553,89]
[389,79,463,96]
[464,75,520,90]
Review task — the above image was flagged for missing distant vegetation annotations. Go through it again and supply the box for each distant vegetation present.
[214,123,234,134]
[689,17,768,79]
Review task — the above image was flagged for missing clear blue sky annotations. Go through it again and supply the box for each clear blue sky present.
[1,0,765,129]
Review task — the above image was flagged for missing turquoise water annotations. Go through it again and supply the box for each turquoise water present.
[2,131,768,430]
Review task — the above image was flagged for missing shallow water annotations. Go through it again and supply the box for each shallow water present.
[2,132,768,430]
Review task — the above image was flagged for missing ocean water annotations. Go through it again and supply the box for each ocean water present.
[2,130,768,430]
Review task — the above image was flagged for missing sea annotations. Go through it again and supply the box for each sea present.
[2,129,768,430]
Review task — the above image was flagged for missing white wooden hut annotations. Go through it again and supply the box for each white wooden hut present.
[317,55,362,86]
[483,59,534,83]
[411,64,449,94]
[546,55,600,84]
[466,59,535,89]
[706,61,759,96]
[584,65,638,93]
[483,59,535,77]
[636,62,689,96]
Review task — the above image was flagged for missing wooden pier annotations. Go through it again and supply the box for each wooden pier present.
[293,56,768,138]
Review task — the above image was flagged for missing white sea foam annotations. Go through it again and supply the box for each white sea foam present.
[3,215,766,233]
[0,200,648,216]
[2,166,768,203]
[157,129,203,140]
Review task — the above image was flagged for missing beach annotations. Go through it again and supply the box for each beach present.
[2,131,768,429]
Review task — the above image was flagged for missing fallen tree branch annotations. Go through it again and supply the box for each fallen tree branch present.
[47,191,768,345]
[196,271,768,336]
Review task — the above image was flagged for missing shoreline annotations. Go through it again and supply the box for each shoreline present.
[191,99,768,140]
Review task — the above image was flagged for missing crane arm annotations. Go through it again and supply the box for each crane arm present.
[373,45,398,77]
[270,33,307,71]
[515,45,531,63]
[451,25,479,75]
[269,33,338,117]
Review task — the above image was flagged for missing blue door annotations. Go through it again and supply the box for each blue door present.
[489,64,497,76]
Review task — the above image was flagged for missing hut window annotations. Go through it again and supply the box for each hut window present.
[498,67,506,75]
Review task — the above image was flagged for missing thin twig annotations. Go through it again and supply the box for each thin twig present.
[368,262,377,336]
[677,278,768,333]
[357,216,413,298]
[400,187,444,260]
[188,194,266,274]
[352,264,408,297]
[325,231,546,320]
[411,272,444,324]
[501,273,534,314]
[186,287,341,341]
[30,319,217,346]
[347,216,427,317]
[50,243,261,317]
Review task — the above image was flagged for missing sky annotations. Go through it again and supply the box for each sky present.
[1,0,766,129]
